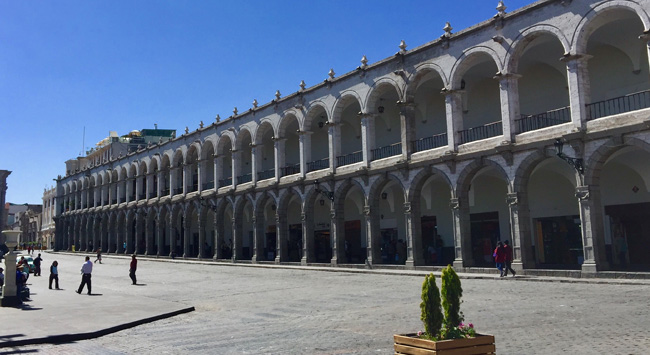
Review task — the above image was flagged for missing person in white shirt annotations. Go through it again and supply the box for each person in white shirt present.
[76,256,93,295]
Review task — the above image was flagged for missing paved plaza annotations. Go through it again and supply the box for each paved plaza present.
[2,251,650,354]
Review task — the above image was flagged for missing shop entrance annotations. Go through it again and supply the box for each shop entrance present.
[314,230,331,263]
[287,224,302,262]
[344,220,363,264]
[470,212,500,267]
[606,202,650,270]
[265,226,276,261]
[533,215,583,269]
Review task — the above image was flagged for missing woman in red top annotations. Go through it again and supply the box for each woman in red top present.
[494,241,507,277]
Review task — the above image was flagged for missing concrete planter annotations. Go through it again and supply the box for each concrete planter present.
[393,333,495,355]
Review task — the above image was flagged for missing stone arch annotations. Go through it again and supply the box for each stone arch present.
[368,172,407,204]
[254,120,275,145]
[584,136,650,186]
[304,100,331,131]
[278,111,301,138]
[334,178,367,212]
[216,133,235,155]
[365,77,405,113]
[573,0,650,54]
[407,166,454,203]
[277,186,302,213]
[186,142,202,163]
[235,126,254,150]
[331,90,364,123]
[449,46,505,89]
[170,147,186,168]
[512,149,556,193]
[405,62,449,101]
[507,24,571,73]
[200,139,215,160]
[147,154,162,173]
[455,158,512,195]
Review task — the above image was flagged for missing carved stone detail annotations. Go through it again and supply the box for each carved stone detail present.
[575,186,590,201]
[449,198,460,210]
[506,192,518,206]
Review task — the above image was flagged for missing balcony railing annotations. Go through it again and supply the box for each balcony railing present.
[219,177,232,188]
[237,173,252,185]
[258,169,275,181]
[202,181,214,190]
[162,188,170,196]
[371,142,402,161]
[412,133,448,153]
[138,193,146,200]
[586,89,650,121]
[458,121,502,144]
[173,187,183,195]
[190,183,198,192]
[336,150,363,167]
[517,107,570,133]
[281,163,300,177]
[111,199,117,205]
[307,158,329,172]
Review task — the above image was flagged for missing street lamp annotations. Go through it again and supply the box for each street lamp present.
[554,139,584,174]
[1,230,21,307]
[314,180,334,201]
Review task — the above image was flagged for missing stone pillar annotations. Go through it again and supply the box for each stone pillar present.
[360,113,376,167]
[506,192,534,270]
[576,185,609,272]
[443,90,464,150]
[298,132,311,177]
[169,167,177,197]
[275,212,288,263]
[231,150,240,187]
[143,214,151,255]
[196,160,202,193]
[53,217,62,251]
[67,221,74,251]
[404,201,423,268]
[0,170,10,233]
[156,171,163,198]
[196,209,204,258]
[167,212,174,258]
[156,215,163,256]
[398,101,416,161]
[213,156,220,188]
[232,215,242,262]
[182,164,189,196]
[496,73,521,142]
[364,204,381,266]
[214,211,224,260]
[563,54,592,130]
[274,138,286,182]
[328,122,340,171]
[251,212,264,263]
[330,206,344,265]
[450,197,472,268]
[300,210,314,265]
[250,146,259,185]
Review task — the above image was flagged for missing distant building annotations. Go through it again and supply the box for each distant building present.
[41,186,56,248]
[13,205,42,246]
[0,170,10,241]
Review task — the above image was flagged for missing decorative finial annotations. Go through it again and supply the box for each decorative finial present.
[496,1,506,16]
[443,22,453,38]
[199,120,204,128]
[252,99,258,108]
[399,40,407,54]
[185,126,189,134]
[360,55,368,68]
[215,114,221,122]
[299,80,306,91]
[233,107,238,116]
[159,136,163,144]
[275,90,281,101]
[328,68,335,79]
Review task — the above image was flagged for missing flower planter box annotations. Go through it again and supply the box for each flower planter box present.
[394,333,495,355]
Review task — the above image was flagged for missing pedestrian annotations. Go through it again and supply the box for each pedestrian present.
[129,254,137,285]
[76,256,93,295]
[0,267,4,287]
[95,248,102,264]
[49,260,60,289]
[493,241,507,277]
[34,253,43,276]
[502,240,516,277]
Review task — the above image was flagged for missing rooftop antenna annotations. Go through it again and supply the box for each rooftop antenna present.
[81,126,86,156]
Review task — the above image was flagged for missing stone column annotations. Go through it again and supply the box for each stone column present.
[0,170,10,232]
[274,138,286,182]
[182,164,189,196]
[196,209,204,259]
[156,171,163,198]
[275,212,288,264]
[398,101,416,161]
[301,210,314,265]
[214,211,224,260]
[250,145,259,184]
[360,113,376,167]
[576,185,609,272]
[496,73,521,142]
[167,212,174,257]
[328,122,340,171]
[251,212,264,263]
[213,156,220,188]
[563,54,592,130]
[156,214,163,256]
[196,160,202,193]
[232,215,242,262]
[364,204,381,266]
[443,90,464,150]
[450,197,472,268]
[298,132,311,177]
[506,192,534,270]
[183,210,190,258]
[53,217,62,251]
[330,206,344,265]
[404,201,423,268]
[231,150,240,187]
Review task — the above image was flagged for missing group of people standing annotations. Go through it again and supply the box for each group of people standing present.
[493,240,516,277]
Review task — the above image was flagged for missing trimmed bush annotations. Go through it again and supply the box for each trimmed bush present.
[441,265,463,328]
[420,273,443,338]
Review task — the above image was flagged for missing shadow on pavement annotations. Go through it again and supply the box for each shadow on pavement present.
[0,349,39,354]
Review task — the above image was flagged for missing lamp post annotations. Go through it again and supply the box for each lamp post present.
[554,139,584,174]
[313,180,334,201]
[2,230,21,307]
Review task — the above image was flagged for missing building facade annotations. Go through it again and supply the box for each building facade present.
[54,0,650,273]
[40,186,56,249]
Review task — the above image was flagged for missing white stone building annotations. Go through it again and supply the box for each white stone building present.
[53,0,650,274]
[40,186,56,249]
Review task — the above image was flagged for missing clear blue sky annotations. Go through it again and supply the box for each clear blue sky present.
[1,0,536,204]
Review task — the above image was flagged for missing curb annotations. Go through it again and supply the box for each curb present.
[0,306,195,348]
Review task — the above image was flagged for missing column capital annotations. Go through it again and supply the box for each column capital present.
[449,198,460,210]
[506,192,519,206]
[493,72,522,81]
[575,185,590,201]
[559,53,593,63]
[363,205,371,217]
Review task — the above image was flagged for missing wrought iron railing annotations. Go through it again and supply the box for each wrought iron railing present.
[202,181,214,190]
[281,164,300,177]
[336,150,363,167]
[162,188,170,196]
[138,193,146,200]
[458,121,502,144]
[371,142,402,161]
[219,177,232,188]
[586,89,650,121]
[237,173,252,184]
[412,133,448,153]
[257,169,275,181]
[173,187,183,195]
[190,183,198,192]
[111,199,117,205]
[517,107,570,133]
[307,158,329,172]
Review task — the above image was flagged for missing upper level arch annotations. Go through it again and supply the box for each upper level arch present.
[506,24,571,74]
[331,90,364,123]
[449,46,504,89]
[405,62,448,101]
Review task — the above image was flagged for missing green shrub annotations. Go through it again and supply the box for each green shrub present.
[420,273,443,338]
[441,265,463,328]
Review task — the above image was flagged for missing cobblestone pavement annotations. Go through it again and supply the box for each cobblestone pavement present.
[6,252,650,355]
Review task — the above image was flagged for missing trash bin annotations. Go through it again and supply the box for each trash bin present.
[72,245,75,252]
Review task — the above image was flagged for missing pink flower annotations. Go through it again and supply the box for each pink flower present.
[469,323,474,328]
[459,322,464,327]
[417,331,423,336]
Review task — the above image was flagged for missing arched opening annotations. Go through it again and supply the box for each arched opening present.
[149,159,158,198]
[218,136,233,188]
[203,208,215,258]
[186,147,199,193]
[129,165,137,202]
[528,158,582,269]
[256,122,276,181]
[377,180,407,264]
[336,97,363,167]
[237,131,253,185]
[600,146,650,270]
[306,106,330,172]
[201,142,215,190]
[241,200,254,259]
[261,199,276,261]
[342,184,365,264]
[412,70,448,152]
[160,207,170,256]
[312,190,332,263]
[161,155,171,196]
[172,207,184,258]
[187,204,199,257]
[279,115,301,177]
[585,9,650,120]
[172,150,184,195]
[369,85,402,161]
[418,174,453,266]
[221,203,234,259]
[516,33,571,132]
[457,53,502,144]
[286,193,303,262]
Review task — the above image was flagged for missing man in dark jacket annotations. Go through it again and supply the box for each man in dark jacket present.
[503,240,516,277]
[129,254,137,285]
[34,253,43,276]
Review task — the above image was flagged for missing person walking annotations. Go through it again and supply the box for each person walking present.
[502,240,516,277]
[34,253,43,276]
[493,241,507,277]
[129,254,137,285]
[49,260,60,289]
[95,248,102,264]
[76,256,93,295]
